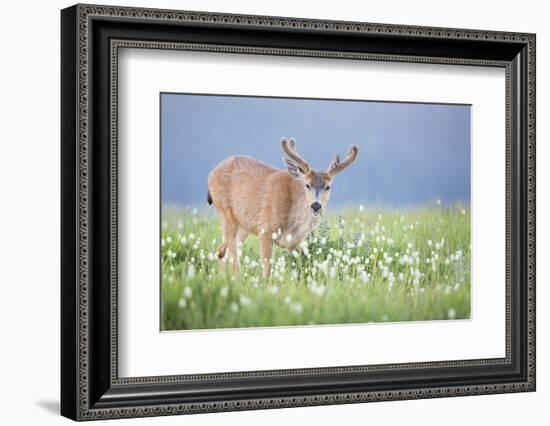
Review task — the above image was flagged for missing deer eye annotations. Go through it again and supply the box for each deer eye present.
[325,185,331,191]
[305,184,311,189]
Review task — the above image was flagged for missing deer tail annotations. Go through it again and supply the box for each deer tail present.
[207,189,213,205]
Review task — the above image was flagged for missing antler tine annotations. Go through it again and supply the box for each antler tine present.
[281,137,310,173]
[328,144,359,176]
[288,138,296,150]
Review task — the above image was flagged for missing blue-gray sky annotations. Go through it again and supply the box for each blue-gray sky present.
[161,93,470,208]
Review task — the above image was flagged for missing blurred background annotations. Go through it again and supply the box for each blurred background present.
[161,93,470,208]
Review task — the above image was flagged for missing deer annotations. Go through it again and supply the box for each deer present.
[207,137,359,278]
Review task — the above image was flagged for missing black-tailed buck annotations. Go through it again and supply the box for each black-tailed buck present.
[207,138,358,278]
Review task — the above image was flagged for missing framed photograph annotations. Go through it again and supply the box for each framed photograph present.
[61,4,536,421]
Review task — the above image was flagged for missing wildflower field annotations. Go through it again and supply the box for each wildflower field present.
[161,205,471,330]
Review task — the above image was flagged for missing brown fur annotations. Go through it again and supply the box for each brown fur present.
[207,138,358,278]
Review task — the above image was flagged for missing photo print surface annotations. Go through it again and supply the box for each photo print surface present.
[160,93,471,331]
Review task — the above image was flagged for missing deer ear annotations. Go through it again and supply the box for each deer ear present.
[283,157,303,178]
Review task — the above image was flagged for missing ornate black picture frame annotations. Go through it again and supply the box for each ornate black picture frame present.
[61,4,536,421]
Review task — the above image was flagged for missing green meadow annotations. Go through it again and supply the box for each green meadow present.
[161,205,470,330]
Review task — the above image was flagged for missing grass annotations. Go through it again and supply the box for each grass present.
[161,204,471,330]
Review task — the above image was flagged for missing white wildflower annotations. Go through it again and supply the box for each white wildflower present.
[183,286,192,298]
[230,302,239,313]
[239,295,252,306]
[178,298,187,309]
[220,287,229,298]
[309,284,326,297]
[290,302,303,314]
[448,308,457,320]
[271,232,278,240]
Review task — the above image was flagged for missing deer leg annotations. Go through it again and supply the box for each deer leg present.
[237,228,249,246]
[230,227,249,273]
[216,243,227,260]
[221,219,239,273]
[259,234,273,279]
